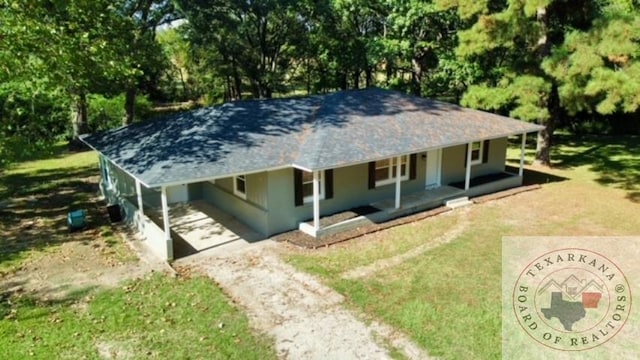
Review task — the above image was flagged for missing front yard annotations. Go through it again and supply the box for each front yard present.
[285,134,640,359]
[1,135,637,359]
[0,146,275,359]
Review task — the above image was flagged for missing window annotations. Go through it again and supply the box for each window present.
[294,169,333,206]
[302,171,324,203]
[374,156,408,186]
[234,175,247,199]
[470,141,484,166]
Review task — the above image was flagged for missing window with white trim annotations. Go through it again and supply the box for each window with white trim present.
[302,171,325,203]
[375,156,408,186]
[234,175,247,199]
[470,141,484,165]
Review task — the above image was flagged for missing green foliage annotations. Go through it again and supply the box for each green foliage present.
[87,94,153,132]
[544,9,640,115]
[0,83,68,167]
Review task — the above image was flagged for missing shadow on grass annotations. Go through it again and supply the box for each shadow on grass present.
[1,281,96,320]
[505,165,568,186]
[0,155,112,272]
[551,134,640,202]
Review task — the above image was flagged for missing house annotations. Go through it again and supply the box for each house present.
[81,88,543,260]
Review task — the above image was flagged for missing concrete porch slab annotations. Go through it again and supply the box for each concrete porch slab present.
[167,200,265,258]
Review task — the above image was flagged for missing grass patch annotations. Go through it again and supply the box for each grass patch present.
[0,273,275,359]
[287,135,640,359]
[0,143,131,275]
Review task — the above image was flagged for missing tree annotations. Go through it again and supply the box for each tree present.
[1,0,136,141]
[543,2,640,117]
[175,0,308,100]
[119,0,177,125]
[445,0,605,165]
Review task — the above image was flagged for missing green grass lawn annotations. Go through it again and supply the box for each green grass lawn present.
[0,273,275,359]
[286,134,640,360]
[0,145,275,359]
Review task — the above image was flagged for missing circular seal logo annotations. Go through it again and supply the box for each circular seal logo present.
[512,248,631,351]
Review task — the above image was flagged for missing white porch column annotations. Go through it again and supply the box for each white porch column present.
[160,186,171,241]
[395,156,402,209]
[135,178,144,217]
[465,142,473,190]
[519,133,526,177]
[313,170,320,231]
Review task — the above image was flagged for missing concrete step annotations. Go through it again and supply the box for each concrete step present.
[445,196,473,209]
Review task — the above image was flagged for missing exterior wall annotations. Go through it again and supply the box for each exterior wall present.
[201,172,270,236]
[98,156,171,260]
[266,154,428,236]
[100,136,513,243]
[440,138,507,185]
[99,155,161,208]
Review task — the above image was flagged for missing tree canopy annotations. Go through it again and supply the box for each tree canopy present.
[1,0,638,166]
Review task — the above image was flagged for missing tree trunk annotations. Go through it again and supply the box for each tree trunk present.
[122,87,136,126]
[365,67,373,88]
[69,92,89,149]
[339,72,348,90]
[411,58,423,96]
[71,93,89,138]
[353,70,360,89]
[535,83,561,166]
[534,6,555,166]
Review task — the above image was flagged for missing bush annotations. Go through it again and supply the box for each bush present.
[0,84,69,167]
[87,93,154,132]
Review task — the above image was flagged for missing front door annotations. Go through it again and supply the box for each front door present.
[425,149,442,189]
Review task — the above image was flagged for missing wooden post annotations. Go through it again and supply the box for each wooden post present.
[465,142,472,190]
[395,156,402,209]
[313,170,320,231]
[135,178,144,217]
[519,133,526,177]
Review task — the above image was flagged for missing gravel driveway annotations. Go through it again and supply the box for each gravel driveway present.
[174,241,432,360]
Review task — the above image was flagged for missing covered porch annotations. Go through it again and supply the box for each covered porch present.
[299,133,529,238]
[144,200,264,259]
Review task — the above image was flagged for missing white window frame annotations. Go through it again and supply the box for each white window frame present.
[234,175,247,199]
[470,141,484,166]
[375,155,409,187]
[302,170,325,204]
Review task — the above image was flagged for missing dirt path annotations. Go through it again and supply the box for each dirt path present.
[1,231,171,301]
[175,242,434,360]
[341,208,470,280]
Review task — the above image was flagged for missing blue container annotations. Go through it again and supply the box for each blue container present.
[67,209,87,230]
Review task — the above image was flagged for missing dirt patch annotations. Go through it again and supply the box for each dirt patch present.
[1,228,169,302]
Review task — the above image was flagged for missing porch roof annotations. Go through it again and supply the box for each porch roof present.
[81,88,543,187]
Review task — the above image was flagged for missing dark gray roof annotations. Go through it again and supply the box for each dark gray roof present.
[81,88,544,187]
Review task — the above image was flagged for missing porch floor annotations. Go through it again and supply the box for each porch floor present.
[371,185,465,212]
[148,200,264,258]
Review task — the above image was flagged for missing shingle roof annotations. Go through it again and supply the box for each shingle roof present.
[81,88,544,187]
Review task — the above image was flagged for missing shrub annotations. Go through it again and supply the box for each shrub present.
[87,93,154,132]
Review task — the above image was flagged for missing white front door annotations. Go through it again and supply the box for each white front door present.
[425,149,442,189]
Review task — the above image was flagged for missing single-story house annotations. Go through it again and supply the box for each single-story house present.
[81,88,543,260]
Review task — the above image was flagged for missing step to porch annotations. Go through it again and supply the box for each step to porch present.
[445,196,473,209]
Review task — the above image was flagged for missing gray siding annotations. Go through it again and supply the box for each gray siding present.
[201,172,270,236]
[441,138,507,185]
[266,154,427,235]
